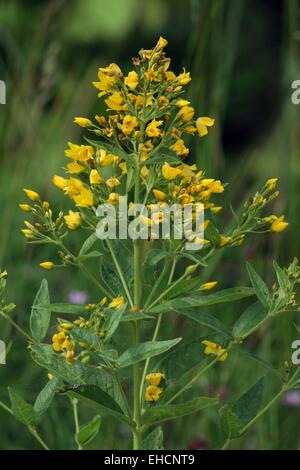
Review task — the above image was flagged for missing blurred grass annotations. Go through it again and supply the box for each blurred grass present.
[0,0,299,449]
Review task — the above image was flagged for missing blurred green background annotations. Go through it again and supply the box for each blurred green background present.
[0,0,300,450]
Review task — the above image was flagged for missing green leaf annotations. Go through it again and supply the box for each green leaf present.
[142,396,219,426]
[150,287,254,313]
[35,303,87,315]
[219,404,241,439]
[8,388,35,427]
[232,377,266,428]
[120,313,155,322]
[233,302,268,339]
[30,279,51,342]
[246,262,271,308]
[103,303,127,342]
[273,260,290,291]
[205,220,221,247]
[34,376,61,423]
[238,350,282,380]
[116,338,182,368]
[69,386,134,428]
[78,250,102,261]
[173,309,232,339]
[78,232,99,257]
[31,344,127,413]
[76,415,102,448]
[177,252,207,267]
[142,427,164,450]
[69,329,101,350]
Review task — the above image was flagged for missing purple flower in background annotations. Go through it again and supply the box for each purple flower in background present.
[282,390,300,407]
[67,290,88,305]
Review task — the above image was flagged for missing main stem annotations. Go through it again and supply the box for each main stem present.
[132,158,142,450]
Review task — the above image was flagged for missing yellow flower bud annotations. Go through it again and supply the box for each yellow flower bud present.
[201,281,218,291]
[153,189,166,201]
[39,261,54,270]
[271,216,288,233]
[19,204,31,212]
[23,188,39,201]
[89,169,102,185]
[53,175,67,190]
[73,117,92,128]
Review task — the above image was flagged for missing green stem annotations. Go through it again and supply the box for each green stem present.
[72,397,82,450]
[106,239,134,307]
[132,155,142,451]
[0,399,49,450]
[0,310,35,343]
[139,313,163,401]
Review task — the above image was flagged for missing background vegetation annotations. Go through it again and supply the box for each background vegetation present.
[0,0,299,449]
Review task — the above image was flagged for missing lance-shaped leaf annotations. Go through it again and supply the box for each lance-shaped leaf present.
[232,377,266,428]
[233,302,268,339]
[34,376,61,423]
[219,404,241,439]
[8,388,35,427]
[30,279,51,342]
[150,287,254,313]
[78,232,99,257]
[246,262,271,308]
[35,303,87,315]
[76,415,102,448]
[142,427,164,450]
[103,303,127,342]
[172,309,232,339]
[116,338,182,368]
[142,396,219,426]
[69,386,134,429]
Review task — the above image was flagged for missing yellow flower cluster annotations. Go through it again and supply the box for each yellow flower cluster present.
[52,326,75,363]
[145,372,165,402]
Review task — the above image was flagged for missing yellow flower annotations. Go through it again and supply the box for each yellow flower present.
[176,99,190,107]
[19,204,31,212]
[211,206,222,214]
[47,373,53,380]
[109,296,125,309]
[146,372,165,386]
[67,161,85,174]
[145,385,162,402]
[201,281,218,291]
[265,178,278,191]
[105,92,125,111]
[124,71,139,90]
[66,350,75,363]
[202,340,228,362]
[177,106,195,122]
[64,142,94,162]
[119,162,127,174]
[170,138,189,157]
[23,188,39,201]
[219,235,232,247]
[165,71,176,81]
[73,188,94,207]
[39,261,54,270]
[52,331,66,351]
[107,193,119,204]
[121,114,139,135]
[63,178,84,196]
[155,36,168,49]
[89,169,102,185]
[53,175,67,190]
[21,229,34,239]
[93,69,116,94]
[106,177,121,188]
[196,117,215,137]
[98,149,117,166]
[95,115,106,126]
[271,216,288,233]
[64,211,81,230]
[145,120,163,138]
[140,166,149,178]
[177,70,191,85]
[183,125,197,134]
[73,117,92,128]
[162,163,182,180]
[153,189,166,201]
